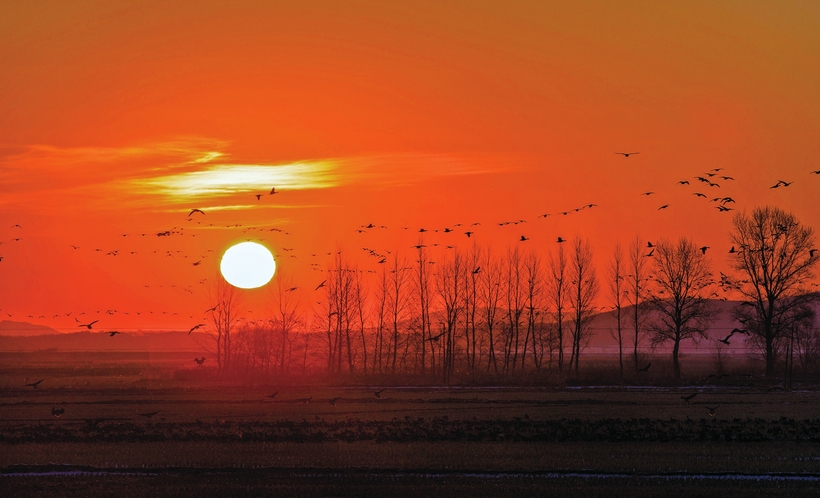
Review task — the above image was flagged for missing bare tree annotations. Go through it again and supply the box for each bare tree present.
[503,247,525,372]
[436,250,463,384]
[413,241,432,374]
[648,237,715,381]
[626,236,650,372]
[547,244,568,371]
[269,272,302,374]
[479,247,502,373]
[608,242,626,378]
[729,206,819,376]
[522,252,544,370]
[353,269,369,373]
[389,253,411,373]
[206,275,243,374]
[463,244,481,373]
[568,237,599,374]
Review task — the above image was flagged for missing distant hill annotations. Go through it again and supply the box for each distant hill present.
[0,320,60,336]
[0,330,207,352]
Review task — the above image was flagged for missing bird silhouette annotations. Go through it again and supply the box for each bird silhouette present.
[705,406,718,417]
[139,410,161,419]
[329,397,340,407]
[266,391,279,399]
[188,209,205,217]
[729,246,736,254]
[472,267,481,274]
[520,235,529,242]
[811,170,820,175]
[642,191,655,196]
[677,180,690,185]
[615,152,640,157]
[693,192,707,198]
[374,388,387,399]
[681,393,699,404]
[26,379,45,389]
[658,204,669,210]
[645,249,655,257]
[315,280,327,291]
[464,231,473,237]
[255,194,262,200]
[809,249,817,258]
[52,407,65,417]
[557,237,565,243]
[108,331,122,337]
[269,187,278,195]
[699,246,710,254]
[428,331,446,342]
[638,362,651,372]
[77,320,99,330]
[194,357,206,365]
[188,323,206,335]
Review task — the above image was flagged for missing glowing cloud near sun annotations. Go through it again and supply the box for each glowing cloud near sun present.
[137,162,338,199]
[220,242,276,289]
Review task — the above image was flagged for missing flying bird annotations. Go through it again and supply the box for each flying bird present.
[693,192,707,198]
[255,194,262,200]
[374,388,387,399]
[615,152,640,157]
[138,410,161,419]
[77,320,99,330]
[472,267,481,274]
[658,204,669,210]
[26,379,45,389]
[677,180,690,185]
[520,235,529,242]
[809,249,817,258]
[315,280,327,290]
[699,246,710,254]
[108,331,122,337]
[642,191,655,196]
[810,170,820,175]
[556,237,565,243]
[188,323,206,335]
[194,357,206,365]
[52,407,65,417]
[269,187,278,194]
[188,209,205,217]
[465,231,473,237]
[706,406,718,417]
[638,363,651,372]
[266,391,279,399]
[329,397,340,407]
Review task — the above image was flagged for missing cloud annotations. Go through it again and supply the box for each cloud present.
[135,162,339,199]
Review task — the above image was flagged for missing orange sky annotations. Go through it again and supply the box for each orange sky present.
[1,1,819,332]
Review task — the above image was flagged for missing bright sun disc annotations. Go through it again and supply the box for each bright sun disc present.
[220,242,276,289]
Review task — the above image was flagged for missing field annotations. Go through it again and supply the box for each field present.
[2,352,820,496]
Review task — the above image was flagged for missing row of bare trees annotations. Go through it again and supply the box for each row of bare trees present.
[203,206,819,382]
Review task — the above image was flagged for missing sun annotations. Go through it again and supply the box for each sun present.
[219,242,276,289]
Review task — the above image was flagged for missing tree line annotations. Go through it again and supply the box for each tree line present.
[205,206,820,383]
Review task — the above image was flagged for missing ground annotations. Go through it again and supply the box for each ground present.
[2,352,820,496]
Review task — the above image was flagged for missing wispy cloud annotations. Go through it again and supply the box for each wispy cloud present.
[136,162,339,199]
[0,138,516,211]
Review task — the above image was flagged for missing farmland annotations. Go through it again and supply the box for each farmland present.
[2,352,820,496]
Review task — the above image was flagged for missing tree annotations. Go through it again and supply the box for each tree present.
[626,236,650,372]
[479,247,502,373]
[729,206,819,376]
[608,243,626,378]
[205,275,243,374]
[568,237,598,374]
[547,244,568,371]
[648,237,715,381]
[269,272,302,374]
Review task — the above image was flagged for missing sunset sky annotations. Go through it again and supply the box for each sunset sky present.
[1,1,818,332]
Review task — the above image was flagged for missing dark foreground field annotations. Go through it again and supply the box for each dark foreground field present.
[2,354,820,496]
